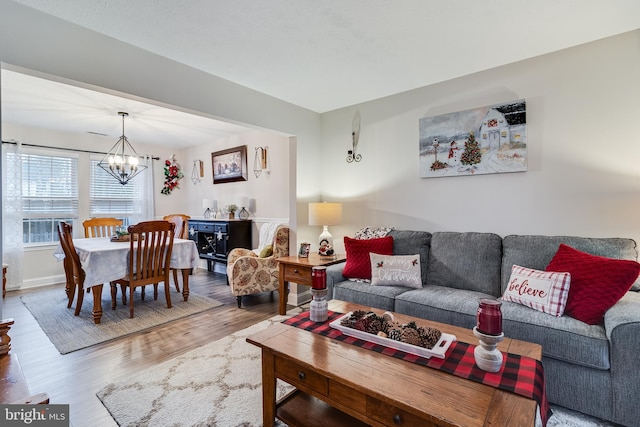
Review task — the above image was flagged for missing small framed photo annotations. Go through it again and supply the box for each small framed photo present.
[299,242,310,258]
[212,145,248,184]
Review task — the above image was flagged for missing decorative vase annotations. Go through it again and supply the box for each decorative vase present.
[229,212,235,220]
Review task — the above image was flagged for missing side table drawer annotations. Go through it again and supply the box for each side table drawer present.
[282,264,312,285]
[275,357,328,395]
[367,396,434,427]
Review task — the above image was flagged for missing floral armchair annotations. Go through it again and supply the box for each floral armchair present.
[226,224,289,308]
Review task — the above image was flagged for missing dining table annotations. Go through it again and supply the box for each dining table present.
[54,237,199,323]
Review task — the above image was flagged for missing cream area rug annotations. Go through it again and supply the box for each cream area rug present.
[97,312,617,427]
[97,313,295,427]
[21,285,223,354]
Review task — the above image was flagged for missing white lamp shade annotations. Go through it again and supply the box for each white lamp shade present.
[240,196,249,208]
[308,202,342,226]
[203,199,217,209]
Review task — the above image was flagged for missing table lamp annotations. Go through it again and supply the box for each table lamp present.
[308,202,342,253]
[238,196,250,220]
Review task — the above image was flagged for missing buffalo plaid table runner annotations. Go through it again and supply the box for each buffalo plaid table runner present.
[283,311,551,427]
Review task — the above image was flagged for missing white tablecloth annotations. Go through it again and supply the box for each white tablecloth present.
[54,237,199,289]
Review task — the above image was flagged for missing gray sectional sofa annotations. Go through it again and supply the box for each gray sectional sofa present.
[325,230,640,427]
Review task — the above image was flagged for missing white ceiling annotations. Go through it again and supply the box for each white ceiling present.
[3,0,640,146]
[1,69,254,148]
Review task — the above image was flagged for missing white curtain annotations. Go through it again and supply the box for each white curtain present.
[2,142,24,289]
[133,155,155,223]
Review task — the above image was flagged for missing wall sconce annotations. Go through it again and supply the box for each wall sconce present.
[346,110,362,163]
[253,146,269,178]
[191,159,204,184]
[203,199,217,219]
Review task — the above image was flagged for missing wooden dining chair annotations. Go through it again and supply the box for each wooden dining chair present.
[162,214,191,292]
[57,222,86,316]
[113,220,175,318]
[82,217,123,238]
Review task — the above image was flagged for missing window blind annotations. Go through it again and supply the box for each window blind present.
[21,152,78,215]
[90,159,136,216]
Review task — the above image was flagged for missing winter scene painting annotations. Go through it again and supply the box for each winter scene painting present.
[419,99,527,178]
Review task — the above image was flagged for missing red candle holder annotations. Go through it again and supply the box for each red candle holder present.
[476,298,502,336]
[311,266,327,290]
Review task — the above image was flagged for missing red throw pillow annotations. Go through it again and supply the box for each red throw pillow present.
[343,236,394,280]
[546,244,640,325]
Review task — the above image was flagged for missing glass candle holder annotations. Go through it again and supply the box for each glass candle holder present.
[477,298,503,336]
[311,266,327,290]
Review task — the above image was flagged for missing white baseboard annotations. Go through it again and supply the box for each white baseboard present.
[289,287,311,306]
[17,274,65,290]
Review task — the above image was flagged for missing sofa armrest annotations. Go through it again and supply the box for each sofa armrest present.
[326,262,347,300]
[603,291,640,426]
[604,291,640,341]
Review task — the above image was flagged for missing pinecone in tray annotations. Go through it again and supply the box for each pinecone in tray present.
[340,311,442,349]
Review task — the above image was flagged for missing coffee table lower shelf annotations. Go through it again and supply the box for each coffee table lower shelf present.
[276,389,369,427]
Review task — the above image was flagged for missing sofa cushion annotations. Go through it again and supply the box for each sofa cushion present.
[394,286,493,329]
[333,280,411,311]
[501,235,639,293]
[502,265,571,317]
[343,236,394,280]
[427,232,502,296]
[546,244,640,325]
[500,300,611,370]
[394,288,611,370]
[388,230,431,285]
[370,253,421,288]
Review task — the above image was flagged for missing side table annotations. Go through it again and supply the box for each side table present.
[277,254,346,315]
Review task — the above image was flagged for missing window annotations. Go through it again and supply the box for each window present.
[89,158,138,226]
[18,151,78,244]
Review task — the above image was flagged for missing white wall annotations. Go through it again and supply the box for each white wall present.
[182,130,290,222]
[318,30,640,253]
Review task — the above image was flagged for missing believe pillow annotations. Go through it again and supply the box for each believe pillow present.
[502,265,571,317]
[370,253,422,288]
[343,236,394,280]
[546,244,640,325]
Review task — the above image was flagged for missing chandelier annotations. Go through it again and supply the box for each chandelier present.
[98,112,147,185]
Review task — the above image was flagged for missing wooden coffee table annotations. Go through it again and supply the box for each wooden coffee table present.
[247,300,542,427]
[277,253,346,315]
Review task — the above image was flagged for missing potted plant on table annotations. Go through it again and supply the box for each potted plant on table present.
[226,204,238,219]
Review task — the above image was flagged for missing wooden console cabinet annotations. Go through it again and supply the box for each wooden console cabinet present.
[187,219,252,271]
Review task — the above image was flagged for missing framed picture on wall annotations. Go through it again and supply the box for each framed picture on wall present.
[212,145,248,184]
[419,99,527,178]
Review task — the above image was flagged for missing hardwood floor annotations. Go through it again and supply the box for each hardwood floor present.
[2,269,286,427]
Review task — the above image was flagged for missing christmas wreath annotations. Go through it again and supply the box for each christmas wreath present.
[161,155,184,195]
